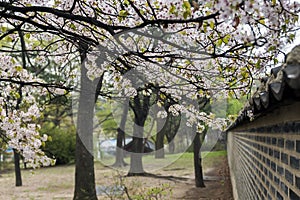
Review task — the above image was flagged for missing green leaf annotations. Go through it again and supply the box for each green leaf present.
[1,26,7,33]
[268,46,276,51]
[183,11,189,19]
[259,19,265,25]
[5,36,13,43]
[140,47,146,53]
[281,24,287,32]
[293,15,299,23]
[169,4,176,14]
[255,60,261,68]
[241,70,248,79]
[183,1,191,9]
[228,90,235,98]
[124,0,130,6]
[159,93,166,100]
[289,33,295,40]
[288,33,295,43]
[25,33,31,39]
[181,30,187,35]
[69,23,76,30]
[182,1,191,19]
[216,39,223,47]
[15,65,23,72]
[223,35,231,44]
[202,22,208,33]
[205,2,213,8]
[209,21,214,29]
[119,10,128,17]
[54,0,61,6]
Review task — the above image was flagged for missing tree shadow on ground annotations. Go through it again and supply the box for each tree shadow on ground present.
[125,172,188,181]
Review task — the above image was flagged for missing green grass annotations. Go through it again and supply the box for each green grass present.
[1,151,227,178]
[96,151,227,172]
[163,151,227,171]
[202,151,227,169]
[202,150,227,158]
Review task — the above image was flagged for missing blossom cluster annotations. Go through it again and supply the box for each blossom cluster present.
[0,53,55,168]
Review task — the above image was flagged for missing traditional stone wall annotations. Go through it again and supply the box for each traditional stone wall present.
[227,128,300,200]
[227,45,300,199]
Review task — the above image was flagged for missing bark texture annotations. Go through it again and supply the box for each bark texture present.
[13,149,22,187]
[74,45,98,200]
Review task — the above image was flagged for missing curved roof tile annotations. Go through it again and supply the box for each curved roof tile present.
[228,45,300,130]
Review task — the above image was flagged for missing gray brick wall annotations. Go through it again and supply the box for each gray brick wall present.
[227,131,300,200]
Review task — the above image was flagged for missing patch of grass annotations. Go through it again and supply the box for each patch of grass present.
[202,150,227,158]
[162,153,194,170]
[95,151,227,174]
[202,151,227,170]
[160,151,227,171]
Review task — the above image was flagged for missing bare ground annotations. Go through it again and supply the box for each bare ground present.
[0,156,233,200]
[171,158,233,200]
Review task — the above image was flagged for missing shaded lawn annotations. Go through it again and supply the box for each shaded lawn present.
[163,151,227,170]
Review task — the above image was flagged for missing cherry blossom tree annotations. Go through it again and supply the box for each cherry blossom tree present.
[0,22,77,186]
[0,0,299,199]
[0,54,56,174]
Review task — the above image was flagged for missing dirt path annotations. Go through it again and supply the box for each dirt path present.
[98,157,233,199]
[171,158,233,199]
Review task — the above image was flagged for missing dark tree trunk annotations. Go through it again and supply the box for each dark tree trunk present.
[113,128,127,167]
[74,137,96,199]
[112,99,128,167]
[156,111,181,157]
[193,132,205,188]
[155,118,165,159]
[73,46,98,200]
[127,95,149,176]
[13,149,22,187]
[166,113,181,154]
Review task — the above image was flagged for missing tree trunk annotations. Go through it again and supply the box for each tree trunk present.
[73,46,97,200]
[168,140,175,154]
[13,149,22,187]
[0,152,2,171]
[127,95,149,176]
[113,128,127,167]
[113,99,129,167]
[166,113,181,154]
[128,125,145,175]
[155,118,165,158]
[193,132,205,188]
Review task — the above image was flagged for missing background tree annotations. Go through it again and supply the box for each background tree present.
[41,121,76,165]
[112,100,129,167]
[155,94,181,158]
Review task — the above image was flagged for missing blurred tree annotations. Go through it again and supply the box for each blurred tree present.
[40,121,76,165]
